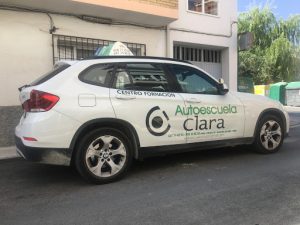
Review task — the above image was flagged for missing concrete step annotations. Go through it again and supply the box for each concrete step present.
[284,106,300,113]
[0,146,19,160]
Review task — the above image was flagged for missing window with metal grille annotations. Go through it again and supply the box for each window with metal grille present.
[52,34,146,64]
[173,45,221,63]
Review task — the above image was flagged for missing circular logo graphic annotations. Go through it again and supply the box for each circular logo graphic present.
[146,106,171,136]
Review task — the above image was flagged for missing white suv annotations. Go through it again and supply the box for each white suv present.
[15,56,289,184]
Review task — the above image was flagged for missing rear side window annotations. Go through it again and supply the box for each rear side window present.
[113,63,171,92]
[79,64,114,87]
[31,64,70,86]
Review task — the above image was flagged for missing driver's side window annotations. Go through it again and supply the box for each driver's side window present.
[169,65,219,95]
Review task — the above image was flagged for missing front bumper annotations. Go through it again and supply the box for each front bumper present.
[15,136,71,166]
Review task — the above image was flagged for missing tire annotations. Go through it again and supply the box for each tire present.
[74,128,133,184]
[253,115,284,154]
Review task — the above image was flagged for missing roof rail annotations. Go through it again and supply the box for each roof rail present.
[82,56,192,64]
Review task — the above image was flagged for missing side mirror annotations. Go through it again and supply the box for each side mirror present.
[218,78,229,95]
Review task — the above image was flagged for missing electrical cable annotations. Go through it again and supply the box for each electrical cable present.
[0,4,166,31]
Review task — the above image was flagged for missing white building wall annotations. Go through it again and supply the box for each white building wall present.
[0,10,166,106]
[170,0,237,36]
[0,10,53,107]
[168,0,238,91]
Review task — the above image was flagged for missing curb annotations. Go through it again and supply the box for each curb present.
[284,106,300,113]
[0,146,19,160]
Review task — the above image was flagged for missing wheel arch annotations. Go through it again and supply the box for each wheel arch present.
[69,118,141,162]
[254,108,287,138]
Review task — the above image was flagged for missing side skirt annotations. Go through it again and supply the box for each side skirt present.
[139,137,254,159]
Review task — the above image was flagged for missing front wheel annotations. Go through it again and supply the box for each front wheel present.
[253,115,284,154]
[75,128,132,184]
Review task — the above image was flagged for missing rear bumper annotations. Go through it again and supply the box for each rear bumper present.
[15,136,71,166]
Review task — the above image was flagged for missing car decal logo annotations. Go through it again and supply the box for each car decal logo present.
[146,106,171,136]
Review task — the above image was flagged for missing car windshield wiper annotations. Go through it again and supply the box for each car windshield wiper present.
[18,84,31,92]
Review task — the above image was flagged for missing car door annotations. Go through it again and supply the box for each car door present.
[168,64,245,143]
[109,62,187,148]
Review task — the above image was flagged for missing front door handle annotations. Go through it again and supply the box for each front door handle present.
[186,98,202,103]
[116,95,136,100]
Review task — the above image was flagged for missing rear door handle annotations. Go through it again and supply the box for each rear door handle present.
[186,98,202,103]
[116,95,136,100]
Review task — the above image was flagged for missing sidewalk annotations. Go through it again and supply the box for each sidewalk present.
[284,106,300,113]
[0,146,19,160]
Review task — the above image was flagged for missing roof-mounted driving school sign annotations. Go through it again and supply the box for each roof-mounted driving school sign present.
[95,42,134,56]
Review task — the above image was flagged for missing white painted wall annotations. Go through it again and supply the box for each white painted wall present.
[170,0,237,36]
[0,10,166,106]
[168,0,238,91]
[0,10,53,107]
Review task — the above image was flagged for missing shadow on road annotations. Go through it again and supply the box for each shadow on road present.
[1,145,253,186]
[131,146,252,174]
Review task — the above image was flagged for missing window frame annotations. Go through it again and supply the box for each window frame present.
[167,64,221,95]
[111,62,179,93]
[186,0,219,17]
[78,63,116,88]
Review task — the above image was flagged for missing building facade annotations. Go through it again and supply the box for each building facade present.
[0,0,237,147]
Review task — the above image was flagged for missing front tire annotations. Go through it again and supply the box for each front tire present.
[75,128,132,184]
[253,115,284,154]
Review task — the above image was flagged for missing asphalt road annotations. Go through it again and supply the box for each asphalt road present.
[1,113,300,225]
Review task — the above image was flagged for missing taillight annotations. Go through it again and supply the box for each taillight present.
[23,137,38,141]
[22,90,59,112]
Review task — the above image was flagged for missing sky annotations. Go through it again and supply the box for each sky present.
[238,0,300,19]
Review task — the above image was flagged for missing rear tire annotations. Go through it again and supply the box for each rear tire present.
[253,115,284,154]
[74,128,132,184]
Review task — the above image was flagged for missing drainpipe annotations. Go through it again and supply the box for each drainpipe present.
[166,25,171,58]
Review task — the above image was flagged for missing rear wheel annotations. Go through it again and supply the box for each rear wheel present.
[253,115,284,154]
[75,128,132,184]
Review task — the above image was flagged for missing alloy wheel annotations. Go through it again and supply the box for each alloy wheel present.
[259,120,282,151]
[85,135,127,177]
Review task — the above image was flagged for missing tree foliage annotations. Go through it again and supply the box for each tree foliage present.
[238,6,300,84]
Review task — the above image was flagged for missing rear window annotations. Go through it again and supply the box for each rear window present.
[30,64,70,86]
